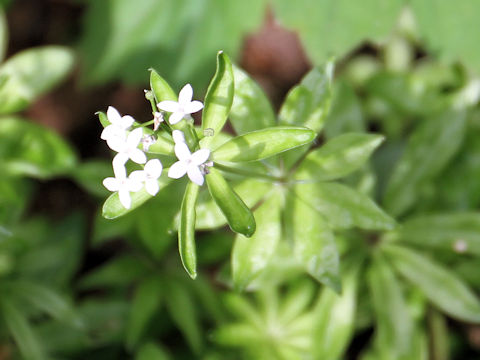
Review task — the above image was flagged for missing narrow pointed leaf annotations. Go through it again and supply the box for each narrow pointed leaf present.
[135,342,171,360]
[201,51,234,148]
[384,245,480,323]
[146,134,175,156]
[97,111,109,128]
[150,68,177,102]
[230,64,275,134]
[232,190,283,290]
[179,182,199,279]
[206,167,255,237]
[295,133,384,181]
[285,192,340,291]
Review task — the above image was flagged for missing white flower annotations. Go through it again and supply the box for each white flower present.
[130,159,163,196]
[153,112,164,131]
[157,84,204,125]
[109,128,147,165]
[101,106,134,148]
[172,129,186,144]
[103,162,143,209]
[168,142,210,186]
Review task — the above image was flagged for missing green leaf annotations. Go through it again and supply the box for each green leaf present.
[0,9,7,62]
[272,0,403,65]
[0,117,77,178]
[178,182,199,279]
[72,160,112,198]
[0,46,74,114]
[97,111,109,127]
[212,126,315,162]
[206,167,256,237]
[284,192,340,291]
[396,213,480,256]
[127,278,163,350]
[411,0,480,75]
[232,190,283,290]
[102,177,170,219]
[164,280,202,353]
[295,133,384,181]
[368,253,413,359]
[384,109,467,217]
[230,64,275,134]
[135,342,171,360]
[313,258,361,360]
[150,68,177,102]
[294,182,395,230]
[201,51,234,148]
[146,133,175,156]
[196,178,270,230]
[1,298,46,360]
[384,245,480,323]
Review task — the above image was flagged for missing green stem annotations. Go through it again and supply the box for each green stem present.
[213,162,282,182]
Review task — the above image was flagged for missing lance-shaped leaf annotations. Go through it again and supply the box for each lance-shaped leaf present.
[178,182,199,279]
[102,178,170,219]
[230,65,276,134]
[313,257,362,360]
[135,342,170,360]
[368,253,413,359]
[150,68,177,102]
[395,213,480,256]
[212,127,315,162]
[294,182,395,230]
[295,133,384,181]
[206,167,256,237]
[285,192,340,291]
[0,46,74,114]
[384,245,480,323]
[145,134,175,156]
[201,51,234,148]
[384,109,466,217]
[232,190,283,290]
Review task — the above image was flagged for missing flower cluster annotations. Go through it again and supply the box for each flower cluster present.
[101,85,209,209]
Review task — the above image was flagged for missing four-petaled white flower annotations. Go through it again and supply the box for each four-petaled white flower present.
[103,162,143,209]
[168,142,210,186]
[101,106,134,148]
[172,129,186,144]
[109,128,147,165]
[157,84,204,125]
[130,159,163,196]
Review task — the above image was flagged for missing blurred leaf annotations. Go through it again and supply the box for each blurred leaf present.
[135,342,171,360]
[0,117,77,178]
[178,182,199,279]
[0,46,74,114]
[127,277,163,350]
[396,213,480,255]
[0,9,6,62]
[294,182,395,230]
[411,0,480,75]
[201,51,234,148]
[384,109,467,217]
[1,298,46,360]
[284,192,340,291]
[295,133,384,181]
[429,310,450,360]
[384,245,480,323]
[72,160,112,198]
[272,0,403,65]
[164,280,203,354]
[212,126,315,162]
[206,168,256,237]
[230,65,276,135]
[232,189,282,290]
[368,253,413,359]
[279,279,316,325]
[313,258,361,360]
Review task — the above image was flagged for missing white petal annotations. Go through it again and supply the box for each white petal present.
[106,135,127,152]
[191,148,210,165]
[100,125,115,140]
[174,142,191,161]
[178,84,193,105]
[129,170,146,183]
[168,161,188,179]
[157,100,180,113]
[107,106,122,125]
[168,111,185,125]
[187,165,204,186]
[127,128,143,147]
[184,100,204,114]
[127,177,143,192]
[118,189,131,209]
[112,158,127,178]
[145,179,160,196]
[145,159,162,178]
[129,148,147,164]
[103,177,119,192]
[119,115,135,129]
[172,130,186,144]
